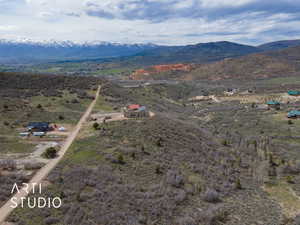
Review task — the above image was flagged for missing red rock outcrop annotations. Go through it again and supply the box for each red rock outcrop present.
[130,64,194,80]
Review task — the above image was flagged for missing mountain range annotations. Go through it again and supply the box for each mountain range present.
[0,39,157,64]
[0,39,300,65]
[120,41,261,66]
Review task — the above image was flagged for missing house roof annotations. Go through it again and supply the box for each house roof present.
[127,104,141,110]
[288,91,300,95]
[288,110,300,117]
[137,106,146,112]
[267,101,280,105]
[27,122,50,128]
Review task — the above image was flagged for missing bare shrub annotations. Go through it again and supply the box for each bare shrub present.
[203,189,221,203]
[294,214,300,225]
[166,169,184,188]
[0,159,17,171]
[24,162,45,170]
[44,217,59,225]
[199,206,228,225]
[175,216,196,225]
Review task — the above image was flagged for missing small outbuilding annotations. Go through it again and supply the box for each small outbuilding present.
[267,101,281,110]
[287,110,300,119]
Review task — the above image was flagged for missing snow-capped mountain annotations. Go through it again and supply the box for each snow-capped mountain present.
[0,39,158,64]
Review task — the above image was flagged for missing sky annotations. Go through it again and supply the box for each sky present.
[0,0,300,45]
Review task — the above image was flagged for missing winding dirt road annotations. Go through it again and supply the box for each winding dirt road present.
[0,86,101,224]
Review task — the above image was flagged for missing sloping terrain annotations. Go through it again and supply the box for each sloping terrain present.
[182,54,299,81]
[264,46,300,63]
[0,72,105,209]
[130,45,300,81]
[2,39,300,77]
[183,45,300,81]
[258,40,300,51]
[130,64,194,80]
[121,41,261,66]
[0,40,261,66]
[6,80,300,225]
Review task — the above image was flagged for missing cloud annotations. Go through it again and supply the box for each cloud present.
[83,0,300,22]
[0,0,25,13]
[0,0,299,45]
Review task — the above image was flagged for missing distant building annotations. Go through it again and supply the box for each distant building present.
[287,110,300,119]
[288,91,300,96]
[27,122,51,132]
[127,104,141,111]
[266,101,281,110]
[123,104,149,118]
[224,88,239,96]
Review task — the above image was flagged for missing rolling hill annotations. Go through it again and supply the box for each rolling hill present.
[120,41,262,66]
[130,45,300,81]
[1,38,300,72]
[258,39,300,51]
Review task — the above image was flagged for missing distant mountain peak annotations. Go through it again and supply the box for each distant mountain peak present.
[0,39,158,64]
[0,38,158,48]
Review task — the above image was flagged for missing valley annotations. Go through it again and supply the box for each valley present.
[1,39,300,225]
[0,70,300,224]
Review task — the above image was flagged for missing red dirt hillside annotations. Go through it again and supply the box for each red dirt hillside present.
[130,64,194,80]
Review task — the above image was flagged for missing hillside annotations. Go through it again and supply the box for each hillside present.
[130,64,195,80]
[183,45,300,81]
[5,77,300,225]
[121,41,261,66]
[258,40,300,51]
[1,39,300,68]
[130,45,300,81]
[264,46,300,62]
[182,54,299,81]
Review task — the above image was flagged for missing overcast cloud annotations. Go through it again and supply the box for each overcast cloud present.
[0,0,299,45]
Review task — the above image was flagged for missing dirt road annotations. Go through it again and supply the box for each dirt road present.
[0,86,101,224]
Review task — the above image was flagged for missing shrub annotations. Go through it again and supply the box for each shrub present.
[221,139,229,146]
[24,162,45,170]
[294,214,300,225]
[200,206,228,225]
[286,176,295,184]
[0,159,16,171]
[235,178,242,190]
[117,154,125,165]
[58,115,65,120]
[71,98,80,104]
[166,170,184,188]
[155,165,163,174]
[93,122,100,130]
[3,121,9,126]
[288,120,293,125]
[156,137,164,147]
[43,147,57,159]
[203,189,221,203]
[44,217,59,225]
[37,104,43,109]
